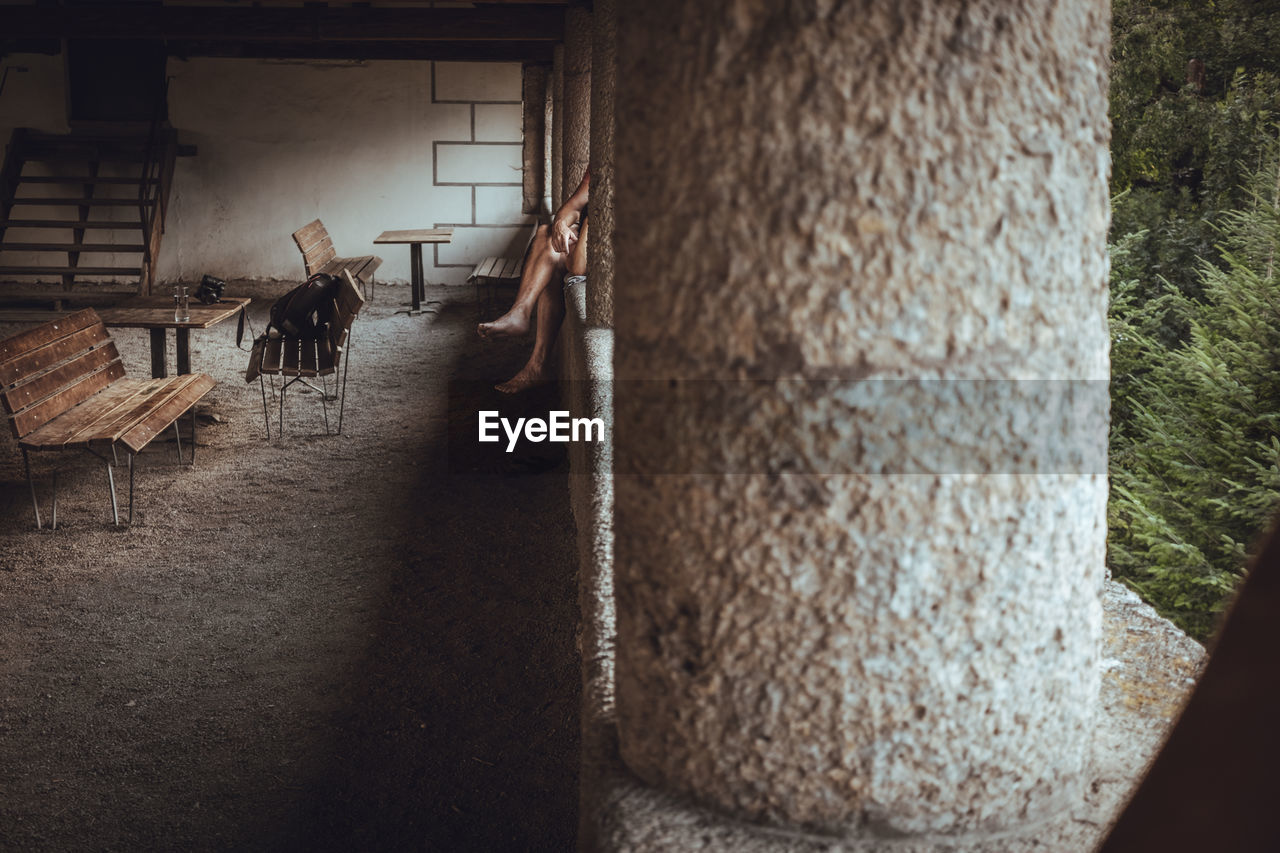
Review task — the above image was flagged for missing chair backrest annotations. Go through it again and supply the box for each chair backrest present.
[0,309,125,439]
[292,219,337,277]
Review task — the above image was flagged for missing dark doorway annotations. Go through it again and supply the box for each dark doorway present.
[66,39,167,123]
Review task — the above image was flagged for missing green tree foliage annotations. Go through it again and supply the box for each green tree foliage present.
[1109,139,1280,640]
[1111,0,1280,306]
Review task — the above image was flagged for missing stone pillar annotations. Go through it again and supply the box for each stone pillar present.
[612,0,1110,842]
[562,7,592,202]
[550,45,564,212]
[522,64,549,217]
[586,0,616,328]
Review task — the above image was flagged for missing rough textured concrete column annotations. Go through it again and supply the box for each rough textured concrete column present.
[563,7,592,199]
[551,45,564,211]
[587,0,616,327]
[612,0,1110,840]
[522,64,549,217]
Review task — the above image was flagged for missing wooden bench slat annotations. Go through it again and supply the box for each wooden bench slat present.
[475,257,499,280]
[11,360,128,439]
[300,339,318,374]
[0,325,113,390]
[262,337,284,374]
[316,336,336,375]
[116,375,217,453]
[2,346,121,415]
[292,219,328,250]
[0,308,101,365]
[18,379,152,450]
[59,376,185,448]
[282,338,301,375]
[304,239,337,275]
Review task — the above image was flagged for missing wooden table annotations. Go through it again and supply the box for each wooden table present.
[99,296,252,378]
[373,228,453,314]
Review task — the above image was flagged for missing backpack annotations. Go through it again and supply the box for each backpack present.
[243,273,338,384]
[269,273,338,339]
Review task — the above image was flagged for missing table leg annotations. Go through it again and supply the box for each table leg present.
[176,327,191,375]
[411,243,423,313]
[149,328,167,378]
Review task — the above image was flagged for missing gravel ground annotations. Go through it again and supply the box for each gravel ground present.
[0,283,581,852]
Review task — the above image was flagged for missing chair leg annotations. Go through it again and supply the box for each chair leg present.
[337,329,353,435]
[279,380,287,438]
[106,458,120,526]
[23,449,42,530]
[259,373,271,440]
[320,380,330,435]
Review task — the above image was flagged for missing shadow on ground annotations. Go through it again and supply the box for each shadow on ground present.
[0,285,580,852]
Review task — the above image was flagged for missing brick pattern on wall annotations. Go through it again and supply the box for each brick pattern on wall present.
[429,61,533,283]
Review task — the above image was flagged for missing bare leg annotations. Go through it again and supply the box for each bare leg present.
[478,224,566,340]
[567,218,589,278]
[496,278,566,394]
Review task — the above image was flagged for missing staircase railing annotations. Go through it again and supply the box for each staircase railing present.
[137,78,174,295]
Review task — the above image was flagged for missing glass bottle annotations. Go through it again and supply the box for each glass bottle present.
[174,286,190,323]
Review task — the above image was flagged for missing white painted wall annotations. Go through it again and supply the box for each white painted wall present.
[0,54,531,287]
[162,58,532,286]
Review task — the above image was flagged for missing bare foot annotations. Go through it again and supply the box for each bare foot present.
[477,308,530,340]
[496,362,552,394]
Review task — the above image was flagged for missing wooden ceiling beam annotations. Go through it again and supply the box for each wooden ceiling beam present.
[166,39,557,63]
[0,5,565,43]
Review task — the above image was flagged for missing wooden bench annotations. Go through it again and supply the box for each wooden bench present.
[0,309,215,527]
[257,270,364,437]
[468,223,540,313]
[292,219,383,302]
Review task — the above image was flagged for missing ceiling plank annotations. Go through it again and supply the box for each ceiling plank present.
[166,39,557,63]
[0,5,565,43]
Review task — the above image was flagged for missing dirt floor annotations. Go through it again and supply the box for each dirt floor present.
[0,284,581,852]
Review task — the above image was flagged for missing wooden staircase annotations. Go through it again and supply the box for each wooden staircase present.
[0,126,178,306]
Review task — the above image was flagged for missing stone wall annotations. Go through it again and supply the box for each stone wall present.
[0,54,532,287]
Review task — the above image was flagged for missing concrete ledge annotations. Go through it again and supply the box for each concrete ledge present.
[559,277,618,852]
[587,582,1202,852]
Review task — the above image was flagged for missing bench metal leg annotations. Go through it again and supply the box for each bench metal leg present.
[127,453,135,526]
[23,449,42,530]
[190,407,198,465]
[50,469,58,531]
[172,421,183,465]
[106,459,120,526]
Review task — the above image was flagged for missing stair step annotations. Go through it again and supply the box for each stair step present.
[0,266,141,276]
[1,243,147,253]
[22,130,152,143]
[0,219,145,230]
[9,197,153,207]
[20,149,149,164]
[0,285,141,305]
[18,176,158,185]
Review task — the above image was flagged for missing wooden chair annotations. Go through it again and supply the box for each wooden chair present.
[291,219,383,302]
[257,270,365,437]
[0,309,215,527]
[468,222,540,315]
